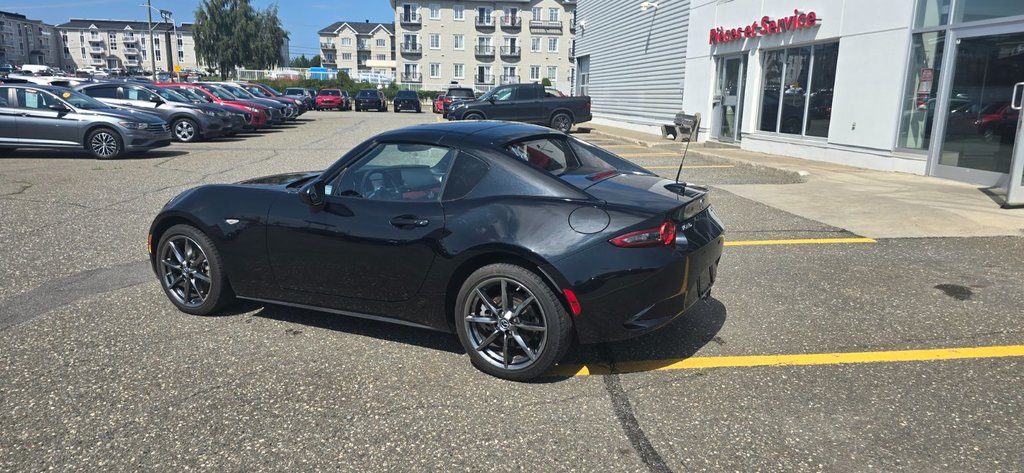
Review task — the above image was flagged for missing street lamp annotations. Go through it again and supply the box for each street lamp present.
[140,2,174,80]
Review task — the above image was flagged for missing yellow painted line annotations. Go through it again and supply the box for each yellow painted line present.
[725,237,877,247]
[550,345,1024,377]
[647,165,736,169]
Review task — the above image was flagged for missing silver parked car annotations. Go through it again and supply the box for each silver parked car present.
[75,81,232,143]
[0,84,171,159]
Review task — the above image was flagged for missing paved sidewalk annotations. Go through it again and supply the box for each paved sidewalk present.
[581,123,1024,239]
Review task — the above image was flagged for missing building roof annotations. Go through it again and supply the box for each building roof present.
[318,21,394,36]
[56,18,191,33]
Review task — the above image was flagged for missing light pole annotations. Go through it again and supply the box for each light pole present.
[141,2,172,80]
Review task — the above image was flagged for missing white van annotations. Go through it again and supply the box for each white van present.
[19,64,53,75]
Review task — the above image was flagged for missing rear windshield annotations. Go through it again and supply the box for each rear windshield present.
[357,90,378,97]
[284,88,305,95]
[319,89,340,96]
[447,88,474,98]
[396,91,418,98]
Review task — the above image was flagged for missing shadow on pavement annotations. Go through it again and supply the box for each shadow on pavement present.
[0,149,190,160]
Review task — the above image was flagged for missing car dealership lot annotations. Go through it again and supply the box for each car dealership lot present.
[2,113,1023,471]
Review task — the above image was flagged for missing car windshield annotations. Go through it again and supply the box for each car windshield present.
[174,87,207,101]
[245,86,270,98]
[205,85,239,101]
[55,88,111,110]
[320,90,340,96]
[396,91,417,98]
[154,87,190,103]
[478,87,513,102]
[261,84,282,95]
[221,85,254,98]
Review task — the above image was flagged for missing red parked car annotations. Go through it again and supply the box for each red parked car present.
[433,94,445,114]
[159,82,271,130]
[316,89,348,111]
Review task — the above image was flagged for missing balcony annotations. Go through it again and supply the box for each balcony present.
[123,47,138,54]
[530,20,563,33]
[401,72,422,83]
[90,57,105,65]
[474,45,494,57]
[474,74,494,85]
[123,37,138,44]
[401,43,422,55]
[500,16,521,30]
[320,42,336,50]
[500,46,520,58]
[125,59,140,66]
[570,20,576,33]
[357,42,371,51]
[500,75,520,85]
[87,36,103,43]
[400,14,421,26]
[89,46,105,54]
[475,16,495,29]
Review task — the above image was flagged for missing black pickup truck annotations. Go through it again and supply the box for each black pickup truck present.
[446,83,591,133]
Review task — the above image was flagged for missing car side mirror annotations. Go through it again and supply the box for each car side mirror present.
[150,95,164,105]
[488,97,496,104]
[299,180,326,208]
[48,103,69,113]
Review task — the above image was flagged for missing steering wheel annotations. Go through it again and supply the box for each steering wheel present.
[360,170,401,200]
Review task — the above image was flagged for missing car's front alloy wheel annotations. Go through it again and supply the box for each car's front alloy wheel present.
[456,264,573,381]
[87,128,123,159]
[173,118,198,142]
[156,224,235,315]
[550,113,573,133]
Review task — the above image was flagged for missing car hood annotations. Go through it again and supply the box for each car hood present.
[238,171,320,186]
[81,107,165,123]
[567,172,706,212]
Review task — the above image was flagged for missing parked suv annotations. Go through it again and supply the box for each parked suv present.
[354,89,387,112]
[75,82,233,142]
[443,87,475,117]
[393,90,421,113]
[0,84,171,159]
[283,87,315,109]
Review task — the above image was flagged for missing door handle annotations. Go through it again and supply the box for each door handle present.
[1013,82,1024,111]
[390,215,429,228]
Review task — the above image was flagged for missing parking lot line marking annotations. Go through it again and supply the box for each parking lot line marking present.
[617,153,682,157]
[725,237,877,246]
[647,165,736,169]
[551,345,1024,377]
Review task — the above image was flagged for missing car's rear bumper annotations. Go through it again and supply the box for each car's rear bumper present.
[560,209,725,344]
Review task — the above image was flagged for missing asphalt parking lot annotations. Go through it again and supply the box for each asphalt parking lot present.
[2,111,1023,471]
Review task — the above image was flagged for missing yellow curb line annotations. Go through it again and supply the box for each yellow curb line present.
[725,237,877,247]
[550,345,1024,377]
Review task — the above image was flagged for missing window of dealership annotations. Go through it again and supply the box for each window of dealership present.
[684,0,1024,203]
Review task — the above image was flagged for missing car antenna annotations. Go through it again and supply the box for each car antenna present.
[674,112,700,184]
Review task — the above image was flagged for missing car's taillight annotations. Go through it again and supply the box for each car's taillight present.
[609,221,677,248]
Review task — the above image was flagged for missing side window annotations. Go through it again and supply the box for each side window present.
[491,86,514,102]
[83,85,118,99]
[515,86,540,101]
[507,137,579,175]
[0,87,10,107]
[442,152,490,200]
[14,89,55,109]
[125,87,155,102]
[326,143,455,201]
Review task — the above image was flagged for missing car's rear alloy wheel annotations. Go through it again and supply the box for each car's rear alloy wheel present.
[157,224,234,315]
[456,264,573,381]
[550,113,573,133]
[465,112,484,121]
[87,128,122,159]
[173,118,198,142]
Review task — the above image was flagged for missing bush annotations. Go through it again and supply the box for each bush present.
[541,78,552,87]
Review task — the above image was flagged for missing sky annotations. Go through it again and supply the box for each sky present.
[6,0,395,61]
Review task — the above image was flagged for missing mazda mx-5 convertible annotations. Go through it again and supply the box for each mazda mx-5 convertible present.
[149,121,725,380]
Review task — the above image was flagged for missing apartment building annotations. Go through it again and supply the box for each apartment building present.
[390,0,576,92]
[0,11,64,68]
[57,19,202,73]
[318,21,396,81]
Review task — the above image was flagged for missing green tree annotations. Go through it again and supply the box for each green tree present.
[541,78,552,87]
[291,54,309,68]
[193,0,288,77]
[309,55,321,67]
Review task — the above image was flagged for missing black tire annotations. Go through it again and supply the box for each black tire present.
[172,118,200,142]
[86,127,123,159]
[455,263,573,381]
[155,224,235,316]
[550,112,573,133]
[464,112,484,120]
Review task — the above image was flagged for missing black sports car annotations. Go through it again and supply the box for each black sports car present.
[149,121,724,380]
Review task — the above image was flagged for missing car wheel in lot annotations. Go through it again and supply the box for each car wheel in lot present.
[86,128,123,159]
[156,224,235,316]
[173,118,199,142]
[550,113,573,133]
[455,263,573,381]
[464,112,484,121]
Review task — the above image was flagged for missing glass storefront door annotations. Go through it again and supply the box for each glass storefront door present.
[933,27,1024,186]
[713,56,745,143]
